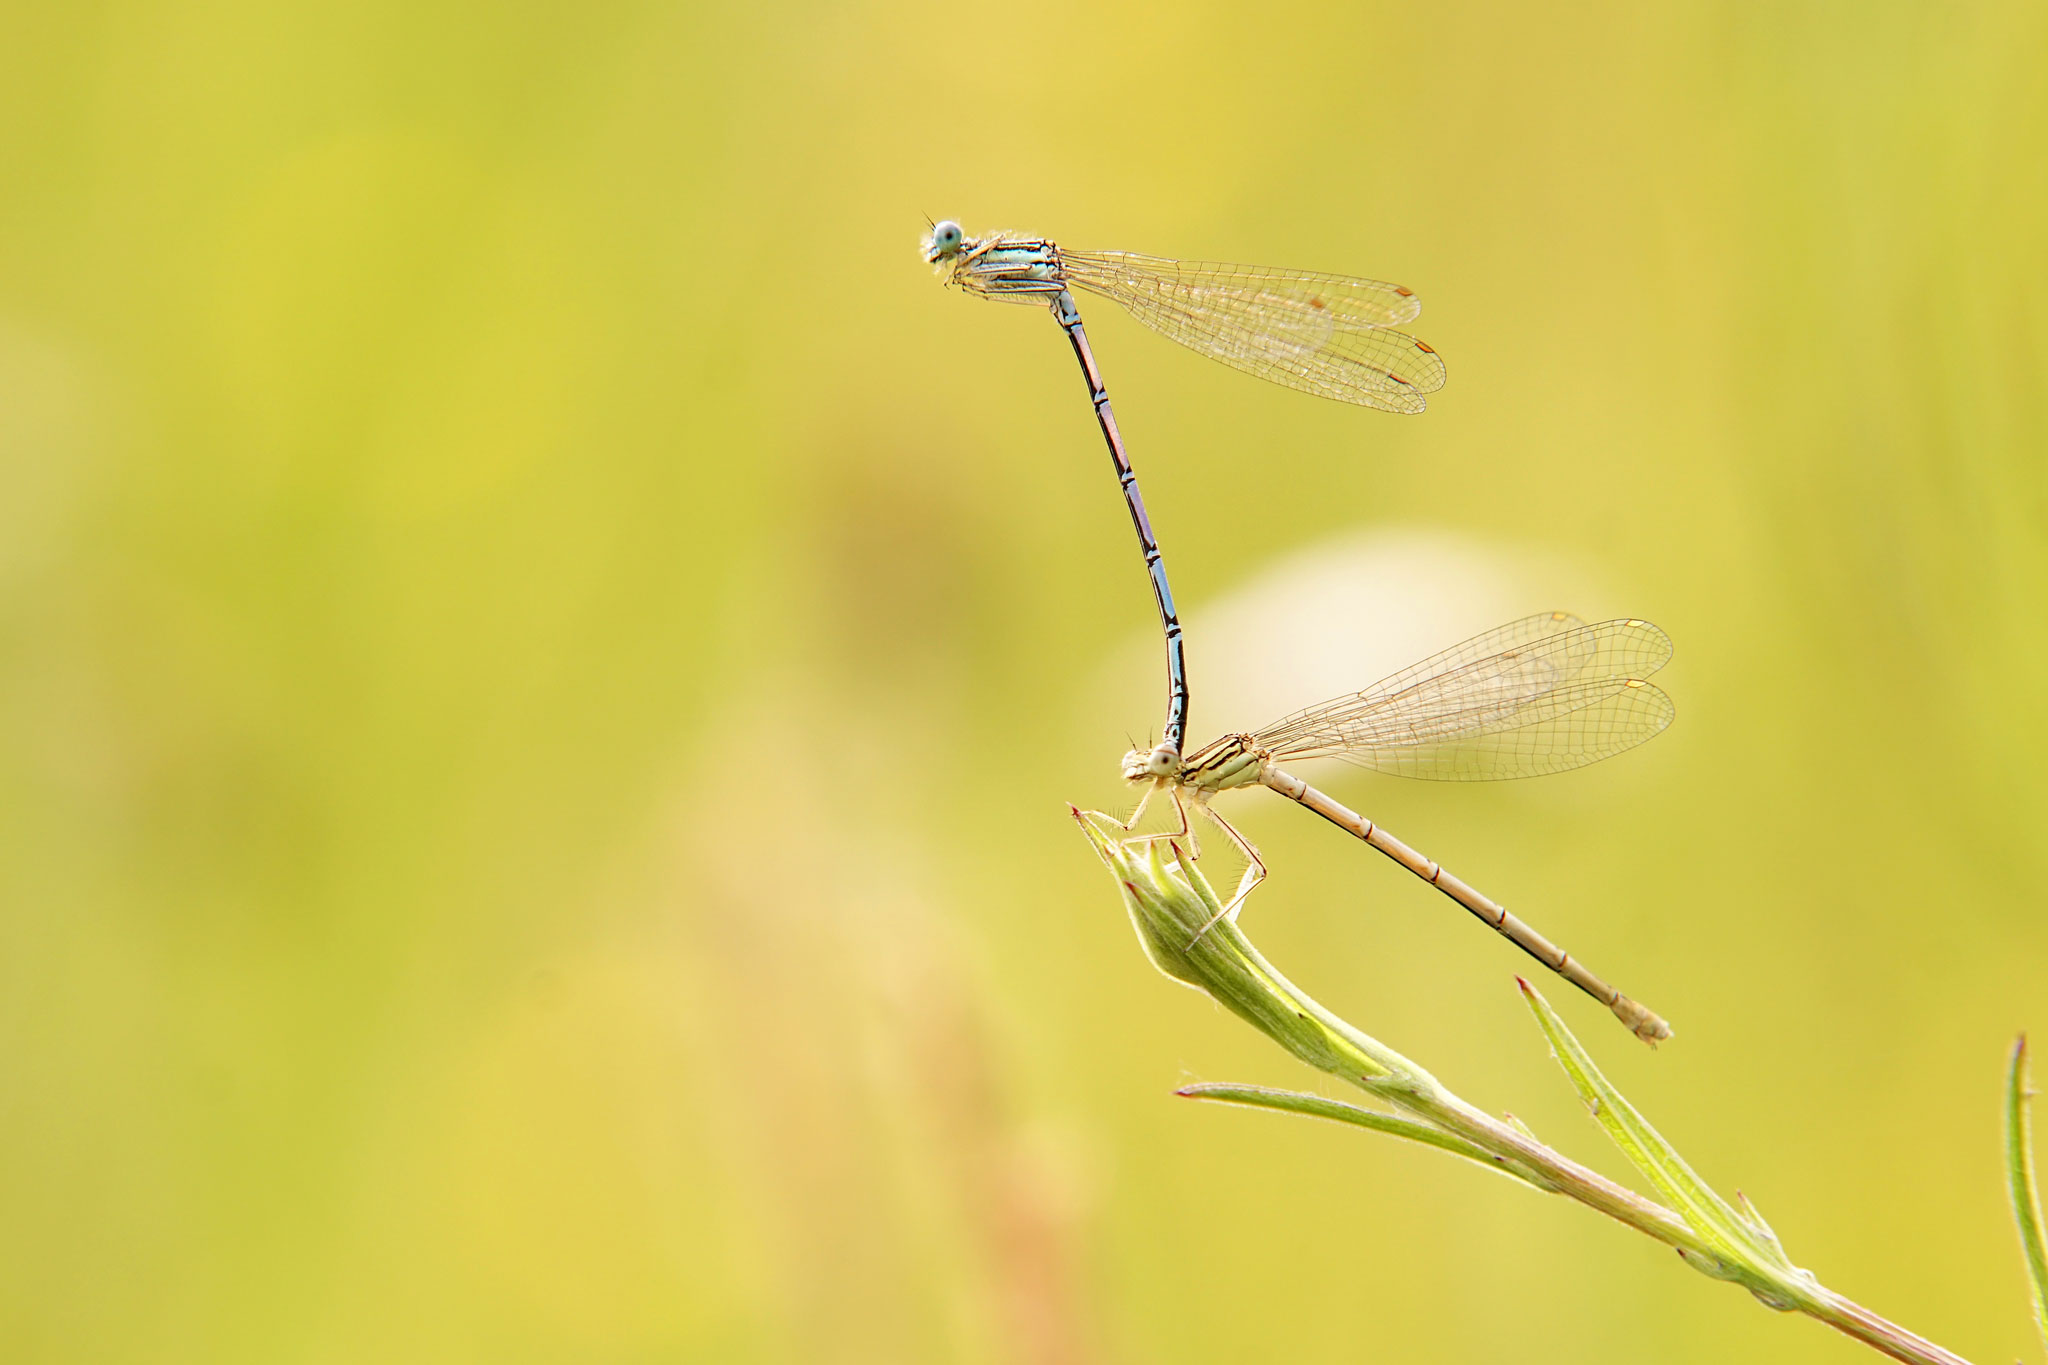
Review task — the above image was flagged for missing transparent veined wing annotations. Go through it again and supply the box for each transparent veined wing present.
[1253,616,1674,780]
[1058,249,1446,413]
[1254,612,1598,748]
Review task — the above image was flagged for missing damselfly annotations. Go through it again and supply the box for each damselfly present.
[923,220,1445,756]
[1119,613,1675,1043]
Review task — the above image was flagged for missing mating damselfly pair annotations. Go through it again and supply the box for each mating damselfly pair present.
[924,220,1673,1043]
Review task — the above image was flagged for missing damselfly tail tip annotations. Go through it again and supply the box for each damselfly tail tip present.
[1630,1012,1674,1046]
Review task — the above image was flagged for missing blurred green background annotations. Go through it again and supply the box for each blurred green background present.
[3,1,2046,1360]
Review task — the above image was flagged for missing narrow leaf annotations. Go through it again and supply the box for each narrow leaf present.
[2007,1034,2048,1356]
[1179,1082,1554,1191]
[1518,978,1800,1285]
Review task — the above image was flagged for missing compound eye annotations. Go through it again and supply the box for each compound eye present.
[931,220,963,251]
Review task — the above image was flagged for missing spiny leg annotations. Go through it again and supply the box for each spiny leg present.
[1113,776,1164,835]
[1186,801,1268,947]
[1115,780,1202,861]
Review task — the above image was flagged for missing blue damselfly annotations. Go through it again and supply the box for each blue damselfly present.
[924,221,1444,758]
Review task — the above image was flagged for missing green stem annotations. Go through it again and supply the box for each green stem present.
[1078,808,1972,1365]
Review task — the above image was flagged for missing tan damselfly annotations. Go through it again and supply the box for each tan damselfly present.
[1119,612,1675,1043]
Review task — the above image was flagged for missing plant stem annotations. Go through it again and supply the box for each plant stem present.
[1078,809,1973,1365]
[1799,1292,1975,1365]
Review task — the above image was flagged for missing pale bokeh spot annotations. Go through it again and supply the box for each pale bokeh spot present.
[1098,527,1610,762]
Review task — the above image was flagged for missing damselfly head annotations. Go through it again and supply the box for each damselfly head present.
[923,219,967,265]
[1120,743,1182,783]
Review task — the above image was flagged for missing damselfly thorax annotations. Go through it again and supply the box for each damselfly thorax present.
[927,232,1067,300]
[1123,733,1265,789]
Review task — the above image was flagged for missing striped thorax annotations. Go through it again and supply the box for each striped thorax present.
[925,222,1066,302]
[1120,735,1266,793]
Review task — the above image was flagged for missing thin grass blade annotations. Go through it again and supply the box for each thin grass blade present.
[2007,1034,2048,1355]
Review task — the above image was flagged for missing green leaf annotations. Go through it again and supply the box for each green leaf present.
[2007,1034,2048,1357]
[1178,1082,1558,1192]
[1517,977,1813,1307]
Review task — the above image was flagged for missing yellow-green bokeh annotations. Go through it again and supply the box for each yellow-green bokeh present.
[2,2,2045,1360]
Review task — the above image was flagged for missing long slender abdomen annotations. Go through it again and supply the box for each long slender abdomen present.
[1257,764,1672,1044]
